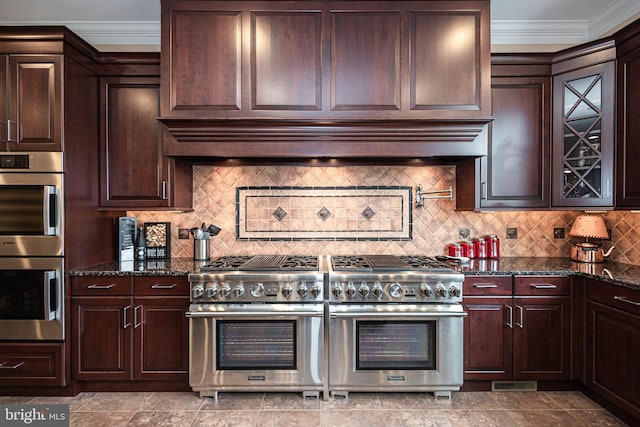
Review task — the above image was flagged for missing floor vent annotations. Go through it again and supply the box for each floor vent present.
[491,380,537,392]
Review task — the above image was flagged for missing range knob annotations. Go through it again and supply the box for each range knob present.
[358,283,370,298]
[310,283,322,298]
[297,283,308,297]
[419,283,432,298]
[282,284,293,298]
[331,283,343,298]
[389,282,404,299]
[435,284,448,298]
[219,284,231,298]
[371,283,384,298]
[192,284,205,299]
[345,282,357,297]
[250,282,265,298]
[449,285,461,298]
[233,283,245,298]
[205,283,218,298]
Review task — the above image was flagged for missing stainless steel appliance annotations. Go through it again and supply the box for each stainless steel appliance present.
[0,152,64,257]
[0,257,64,340]
[0,152,65,340]
[327,255,466,399]
[187,255,326,399]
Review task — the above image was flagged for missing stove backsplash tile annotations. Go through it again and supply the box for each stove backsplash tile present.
[129,165,640,265]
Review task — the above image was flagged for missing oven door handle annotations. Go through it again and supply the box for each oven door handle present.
[329,311,467,319]
[43,185,59,236]
[186,310,323,318]
[43,270,59,321]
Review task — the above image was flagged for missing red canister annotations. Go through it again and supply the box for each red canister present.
[448,243,463,257]
[472,237,487,258]
[486,234,500,258]
[460,241,475,258]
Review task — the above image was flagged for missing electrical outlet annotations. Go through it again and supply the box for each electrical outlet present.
[554,228,565,239]
[506,228,518,239]
[178,228,190,239]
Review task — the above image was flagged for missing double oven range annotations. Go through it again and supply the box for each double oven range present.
[187,254,465,400]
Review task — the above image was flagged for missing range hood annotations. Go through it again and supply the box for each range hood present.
[159,0,492,159]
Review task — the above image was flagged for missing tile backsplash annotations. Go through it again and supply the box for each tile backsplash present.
[130,164,640,264]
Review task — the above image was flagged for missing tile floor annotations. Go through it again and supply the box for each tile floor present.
[0,390,628,426]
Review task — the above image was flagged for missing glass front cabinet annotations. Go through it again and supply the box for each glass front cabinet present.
[552,61,615,208]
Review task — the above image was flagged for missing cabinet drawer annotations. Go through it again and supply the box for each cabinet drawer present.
[134,276,190,296]
[464,276,512,296]
[72,276,133,296]
[587,280,640,316]
[0,343,65,386]
[514,276,570,296]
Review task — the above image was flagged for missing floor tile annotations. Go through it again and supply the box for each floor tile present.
[261,392,321,410]
[436,391,501,410]
[321,409,386,427]
[383,409,454,427]
[488,391,563,410]
[504,409,585,426]
[200,392,265,411]
[566,409,629,426]
[258,409,321,427]
[443,409,521,426]
[139,391,204,411]
[70,411,137,427]
[31,392,97,412]
[76,392,153,412]
[377,392,440,409]
[544,391,605,410]
[323,392,381,410]
[126,410,198,427]
[192,410,260,427]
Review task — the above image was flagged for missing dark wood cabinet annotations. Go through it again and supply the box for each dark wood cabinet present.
[615,21,640,208]
[71,276,189,382]
[0,54,62,151]
[551,41,616,208]
[463,275,571,381]
[457,55,551,210]
[160,0,491,157]
[586,279,640,423]
[100,75,192,210]
[0,343,66,387]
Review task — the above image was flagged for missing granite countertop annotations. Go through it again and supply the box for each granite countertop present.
[69,257,640,291]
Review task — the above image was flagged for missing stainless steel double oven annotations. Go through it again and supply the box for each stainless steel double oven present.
[0,152,65,340]
[187,255,326,399]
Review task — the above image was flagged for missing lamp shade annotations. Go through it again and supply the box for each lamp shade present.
[569,214,609,239]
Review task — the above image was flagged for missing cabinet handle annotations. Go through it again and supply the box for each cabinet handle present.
[162,181,168,200]
[481,181,487,200]
[0,361,25,369]
[505,305,513,328]
[151,284,177,289]
[134,305,143,328]
[123,305,132,329]
[473,283,498,288]
[87,284,115,289]
[531,284,557,289]
[516,305,524,329]
[7,120,17,143]
[614,296,640,306]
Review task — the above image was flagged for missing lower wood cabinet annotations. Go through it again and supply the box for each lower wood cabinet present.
[0,343,66,386]
[71,276,189,382]
[463,275,571,381]
[586,278,640,422]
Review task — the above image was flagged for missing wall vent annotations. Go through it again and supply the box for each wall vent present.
[491,381,537,392]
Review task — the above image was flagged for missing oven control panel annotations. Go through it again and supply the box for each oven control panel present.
[189,279,324,303]
[329,280,462,303]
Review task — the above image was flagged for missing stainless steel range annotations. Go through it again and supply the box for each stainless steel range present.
[327,255,466,399]
[187,255,326,399]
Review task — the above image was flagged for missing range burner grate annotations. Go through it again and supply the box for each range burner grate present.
[331,255,453,272]
[202,255,319,271]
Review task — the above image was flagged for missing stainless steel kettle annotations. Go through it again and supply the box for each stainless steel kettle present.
[570,242,615,263]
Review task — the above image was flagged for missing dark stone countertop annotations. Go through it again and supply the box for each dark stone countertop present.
[69,257,640,291]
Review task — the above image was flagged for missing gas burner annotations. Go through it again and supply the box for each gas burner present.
[204,255,254,270]
[330,255,453,272]
[201,255,319,272]
[398,255,454,272]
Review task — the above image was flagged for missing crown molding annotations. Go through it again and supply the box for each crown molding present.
[491,20,589,45]
[589,0,640,38]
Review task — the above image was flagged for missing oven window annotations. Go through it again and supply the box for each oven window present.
[0,270,52,319]
[356,321,436,370]
[0,185,46,235]
[217,320,296,370]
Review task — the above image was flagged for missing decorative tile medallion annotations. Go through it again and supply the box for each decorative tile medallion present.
[236,186,412,240]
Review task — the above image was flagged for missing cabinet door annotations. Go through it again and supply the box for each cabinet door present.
[133,297,189,381]
[552,61,614,207]
[72,297,133,381]
[616,48,640,208]
[100,77,171,207]
[463,297,513,379]
[480,76,550,208]
[0,343,66,387]
[513,296,571,380]
[7,55,62,151]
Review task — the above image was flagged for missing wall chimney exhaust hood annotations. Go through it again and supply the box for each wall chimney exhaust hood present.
[159,0,492,159]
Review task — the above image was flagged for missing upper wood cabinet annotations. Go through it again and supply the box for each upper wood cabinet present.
[0,54,62,151]
[551,41,616,209]
[161,0,490,120]
[159,0,491,157]
[457,55,551,211]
